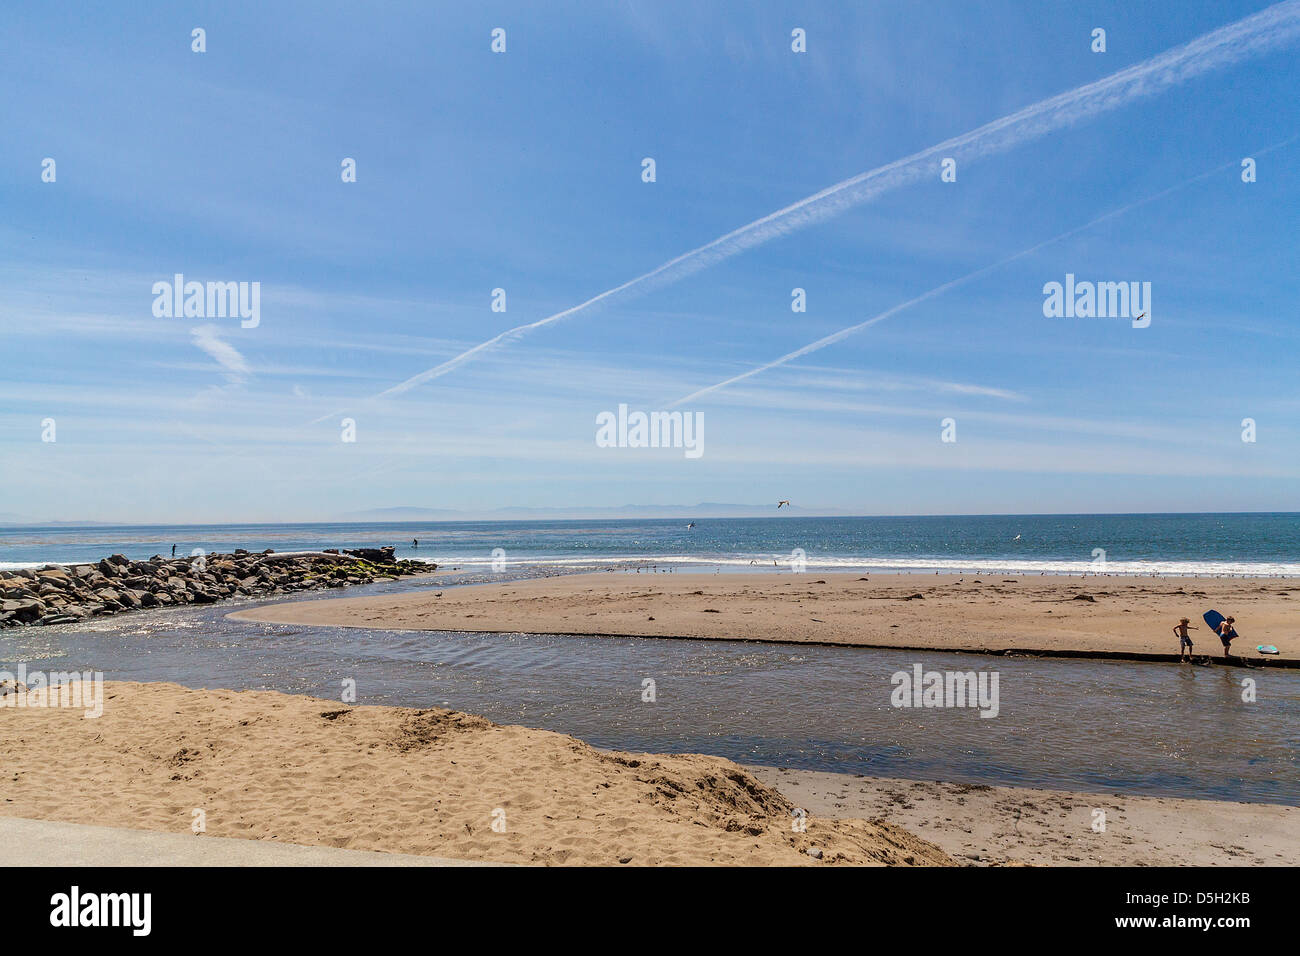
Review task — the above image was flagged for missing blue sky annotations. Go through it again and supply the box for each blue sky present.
[2,0,1298,523]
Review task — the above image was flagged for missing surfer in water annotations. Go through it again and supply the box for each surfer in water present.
[1173,617,1197,661]
[1216,615,1238,659]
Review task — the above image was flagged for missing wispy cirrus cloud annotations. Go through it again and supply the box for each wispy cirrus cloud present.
[190,324,251,386]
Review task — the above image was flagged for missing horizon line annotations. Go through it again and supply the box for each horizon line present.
[3,509,1297,529]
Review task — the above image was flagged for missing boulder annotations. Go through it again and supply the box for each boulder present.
[344,547,396,563]
[9,599,45,622]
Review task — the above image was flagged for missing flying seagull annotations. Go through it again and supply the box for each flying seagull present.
[777,500,791,509]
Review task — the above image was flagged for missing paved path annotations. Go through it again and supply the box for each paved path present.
[0,816,499,866]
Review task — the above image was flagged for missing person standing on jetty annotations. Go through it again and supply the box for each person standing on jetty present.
[1173,617,1197,661]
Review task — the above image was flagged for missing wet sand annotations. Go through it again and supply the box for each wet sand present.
[230,572,1299,664]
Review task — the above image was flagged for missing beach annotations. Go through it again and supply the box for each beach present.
[230,571,1298,663]
[4,680,1294,866]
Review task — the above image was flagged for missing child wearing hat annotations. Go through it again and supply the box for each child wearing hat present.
[1173,618,1197,661]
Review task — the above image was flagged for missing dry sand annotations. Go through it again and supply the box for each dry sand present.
[0,681,950,867]
[231,571,1299,663]
[751,768,1300,867]
[6,681,1292,866]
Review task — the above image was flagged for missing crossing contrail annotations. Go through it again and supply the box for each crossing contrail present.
[358,0,1300,404]
[666,138,1299,407]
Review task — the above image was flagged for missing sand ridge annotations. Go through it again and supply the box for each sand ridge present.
[229,572,1299,663]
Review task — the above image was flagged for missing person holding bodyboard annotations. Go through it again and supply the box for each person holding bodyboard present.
[1203,610,1238,660]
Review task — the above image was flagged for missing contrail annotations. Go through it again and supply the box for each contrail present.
[359,0,1299,405]
[667,138,1298,408]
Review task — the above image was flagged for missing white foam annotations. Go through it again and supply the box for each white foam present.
[422,553,1300,577]
[7,553,1299,578]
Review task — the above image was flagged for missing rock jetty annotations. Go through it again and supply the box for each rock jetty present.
[0,547,436,628]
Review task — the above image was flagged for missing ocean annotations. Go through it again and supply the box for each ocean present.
[2,513,1299,576]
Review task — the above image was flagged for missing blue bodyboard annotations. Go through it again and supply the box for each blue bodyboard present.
[1204,609,1237,640]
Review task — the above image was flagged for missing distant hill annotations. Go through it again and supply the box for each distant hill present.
[0,519,121,527]
[339,503,819,521]
[0,505,828,528]
[339,507,465,520]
